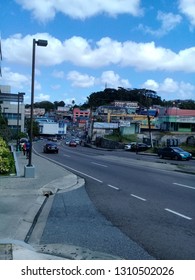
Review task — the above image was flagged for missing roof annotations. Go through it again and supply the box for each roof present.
[166,108,195,117]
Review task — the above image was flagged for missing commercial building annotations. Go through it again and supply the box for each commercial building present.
[0,85,25,133]
[36,117,67,136]
[158,107,195,132]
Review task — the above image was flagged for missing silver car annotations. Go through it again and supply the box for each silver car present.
[124,142,137,151]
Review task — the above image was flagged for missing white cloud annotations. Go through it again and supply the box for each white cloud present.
[3,34,195,72]
[1,67,30,90]
[66,70,131,89]
[15,0,142,22]
[179,0,195,26]
[67,71,96,87]
[142,79,159,91]
[100,70,131,88]
[63,97,76,105]
[160,78,179,93]
[35,93,50,101]
[138,11,182,37]
[142,78,195,100]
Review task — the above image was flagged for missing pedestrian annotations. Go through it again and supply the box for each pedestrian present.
[22,142,26,155]
[26,141,30,159]
[136,143,139,154]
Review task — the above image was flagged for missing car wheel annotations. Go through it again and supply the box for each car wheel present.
[173,155,179,160]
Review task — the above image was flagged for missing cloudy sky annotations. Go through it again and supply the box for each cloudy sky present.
[1,0,195,105]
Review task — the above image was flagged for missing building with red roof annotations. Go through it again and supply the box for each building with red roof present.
[158,107,195,132]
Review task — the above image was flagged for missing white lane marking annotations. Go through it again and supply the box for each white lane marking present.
[165,208,192,220]
[173,182,195,190]
[61,166,103,183]
[131,194,146,201]
[91,162,108,168]
[39,156,103,183]
[107,184,120,190]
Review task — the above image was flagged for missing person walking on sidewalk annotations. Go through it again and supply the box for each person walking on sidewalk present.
[26,141,30,159]
[22,142,26,156]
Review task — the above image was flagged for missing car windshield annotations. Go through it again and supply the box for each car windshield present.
[173,147,184,152]
[47,143,56,146]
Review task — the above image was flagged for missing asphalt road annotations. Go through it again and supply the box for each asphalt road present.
[33,140,195,259]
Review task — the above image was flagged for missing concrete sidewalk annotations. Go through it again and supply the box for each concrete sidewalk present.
[0,150,90,260]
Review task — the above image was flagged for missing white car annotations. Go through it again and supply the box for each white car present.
[124,142,137,151]
[65,139,71,145]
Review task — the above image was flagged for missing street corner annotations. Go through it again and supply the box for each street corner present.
[39,174,85,195]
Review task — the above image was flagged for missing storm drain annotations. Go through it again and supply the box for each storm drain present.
[0,244,13,260]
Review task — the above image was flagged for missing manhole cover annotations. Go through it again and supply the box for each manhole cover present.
[0,244,13,260]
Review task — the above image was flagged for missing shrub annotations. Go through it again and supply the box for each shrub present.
[0,137,15,175]
[0,156,11,173]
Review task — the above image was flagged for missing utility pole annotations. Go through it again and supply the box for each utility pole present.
[142,88,156,148]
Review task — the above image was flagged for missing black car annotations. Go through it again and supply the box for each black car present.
[158,147,192,160]
[43,143,59,153]
[130,143,151,152]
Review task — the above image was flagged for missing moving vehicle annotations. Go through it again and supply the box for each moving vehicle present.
[73,138,81,145]
[43,143,59,153]
[69,140,77,147]
[158,147,192,160]
[65,139,71,145]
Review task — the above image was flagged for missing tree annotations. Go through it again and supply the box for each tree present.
[26,101,55,112]
[86,87,162,109]
[25,119,40,138]
[179,100,195,110]
[54,101,65,109]
[0,109,12,142]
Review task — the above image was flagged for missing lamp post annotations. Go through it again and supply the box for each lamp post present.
[25,39,48,178]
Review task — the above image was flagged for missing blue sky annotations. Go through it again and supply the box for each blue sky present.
[1,0,195,105]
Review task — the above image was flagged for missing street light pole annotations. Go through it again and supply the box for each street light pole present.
[27,39,36,167]
[25,39,48,177]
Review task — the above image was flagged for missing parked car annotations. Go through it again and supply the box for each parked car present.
[125,142,150,152]
[43,143,59,153]
[158,147,192,160]
[69,140,77,147]
[124,142,137,151]
[132,143,150,152]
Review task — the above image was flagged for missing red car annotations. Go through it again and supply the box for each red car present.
[69,140,77,147]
